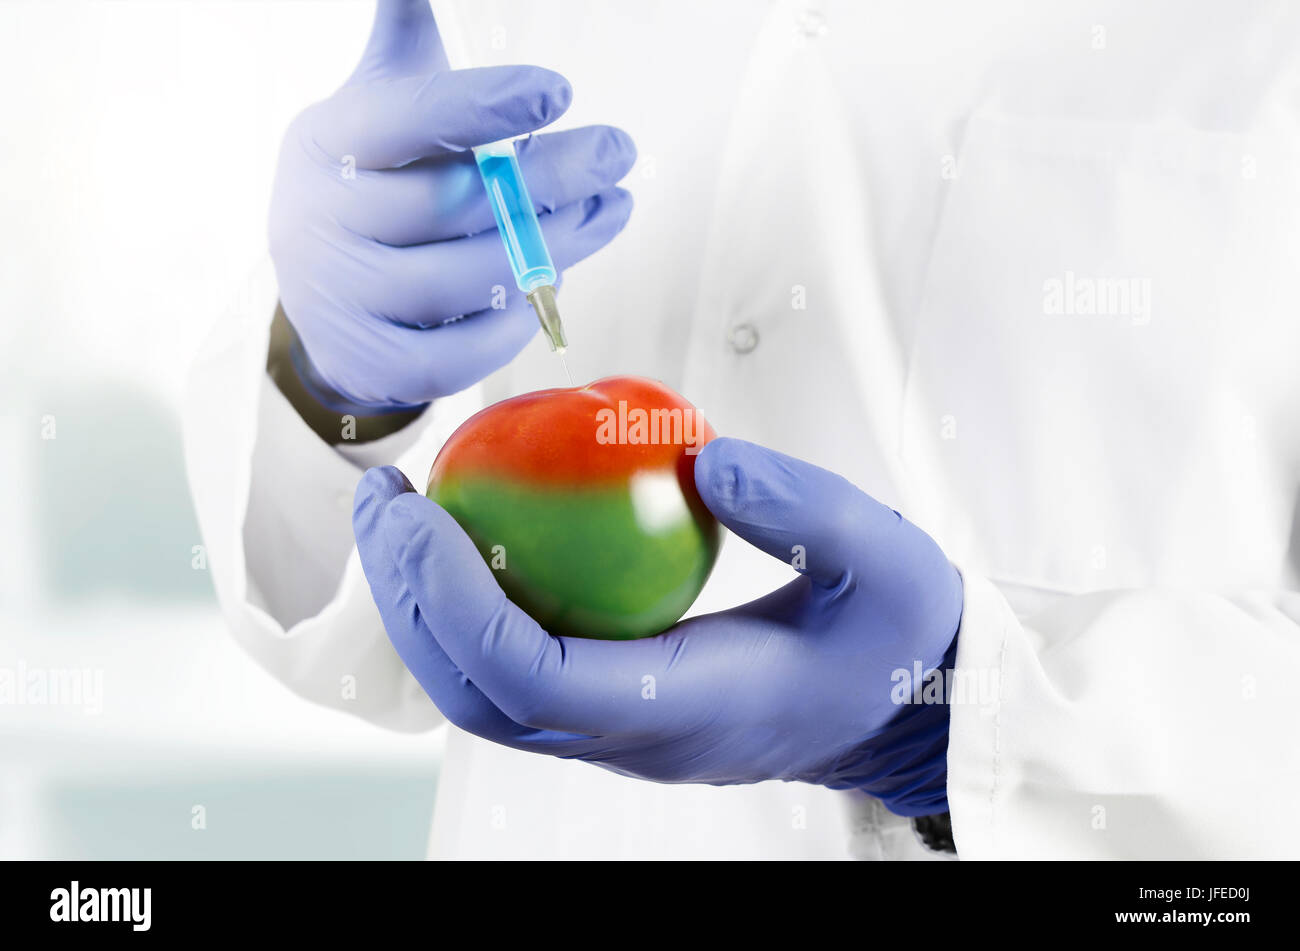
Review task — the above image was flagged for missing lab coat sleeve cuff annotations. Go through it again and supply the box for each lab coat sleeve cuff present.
[184,256,483,732]
[944,569,1018,859]
[335,416,435,474]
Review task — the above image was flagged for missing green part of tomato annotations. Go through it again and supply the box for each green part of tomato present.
[428,472,721,640]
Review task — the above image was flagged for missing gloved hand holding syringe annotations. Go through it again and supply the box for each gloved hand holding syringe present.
[266,0,632,417]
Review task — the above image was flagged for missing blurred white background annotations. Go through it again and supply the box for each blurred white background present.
[0,0,445,859]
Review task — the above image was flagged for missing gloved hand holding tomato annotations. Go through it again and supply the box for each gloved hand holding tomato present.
[353,377,965,816]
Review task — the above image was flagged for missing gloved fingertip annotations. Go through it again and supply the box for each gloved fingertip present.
[598,126,638,176]
[386,490,466,556]
[521,66,572,124]
[611,185,634,215]
[383,489,431,528]
[694,437,748,511]
[580,187,633,230]
[377,495,423,560]
[353,466,415,520]
[470,65,572,135]
[548,75,574,118]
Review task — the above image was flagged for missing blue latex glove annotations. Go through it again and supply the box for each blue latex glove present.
[269,0,636,413]
[354,438,964,815]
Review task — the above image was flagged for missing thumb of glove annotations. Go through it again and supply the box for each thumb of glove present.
[694,438,962,638]
[348,0,449,86]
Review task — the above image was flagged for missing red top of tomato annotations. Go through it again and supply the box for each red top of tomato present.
[427,376,716,488]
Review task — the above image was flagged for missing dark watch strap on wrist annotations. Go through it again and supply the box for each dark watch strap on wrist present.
[912,812,957,854]
[267,305,425,445]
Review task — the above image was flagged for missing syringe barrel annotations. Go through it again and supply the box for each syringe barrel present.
[473,140,557,294]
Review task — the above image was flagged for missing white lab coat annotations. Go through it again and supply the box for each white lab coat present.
[184,0,1300,859]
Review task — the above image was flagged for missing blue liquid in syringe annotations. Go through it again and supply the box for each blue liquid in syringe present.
[476,151,557,293]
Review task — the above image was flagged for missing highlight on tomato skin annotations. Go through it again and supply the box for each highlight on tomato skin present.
[425,376,722,640]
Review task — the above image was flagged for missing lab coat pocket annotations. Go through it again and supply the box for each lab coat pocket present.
[899,113,1300,595]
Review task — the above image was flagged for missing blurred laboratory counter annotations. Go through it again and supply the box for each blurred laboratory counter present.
[0,602,443,860]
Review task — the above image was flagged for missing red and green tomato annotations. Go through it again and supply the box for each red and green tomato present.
[426,376,721,640]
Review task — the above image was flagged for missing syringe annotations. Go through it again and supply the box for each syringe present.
[474,140,572,383]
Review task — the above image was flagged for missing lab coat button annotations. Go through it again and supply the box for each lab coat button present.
[727,322,760,354]
[797,8,828,38]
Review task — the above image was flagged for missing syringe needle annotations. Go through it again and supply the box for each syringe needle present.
[558,349,574,386]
